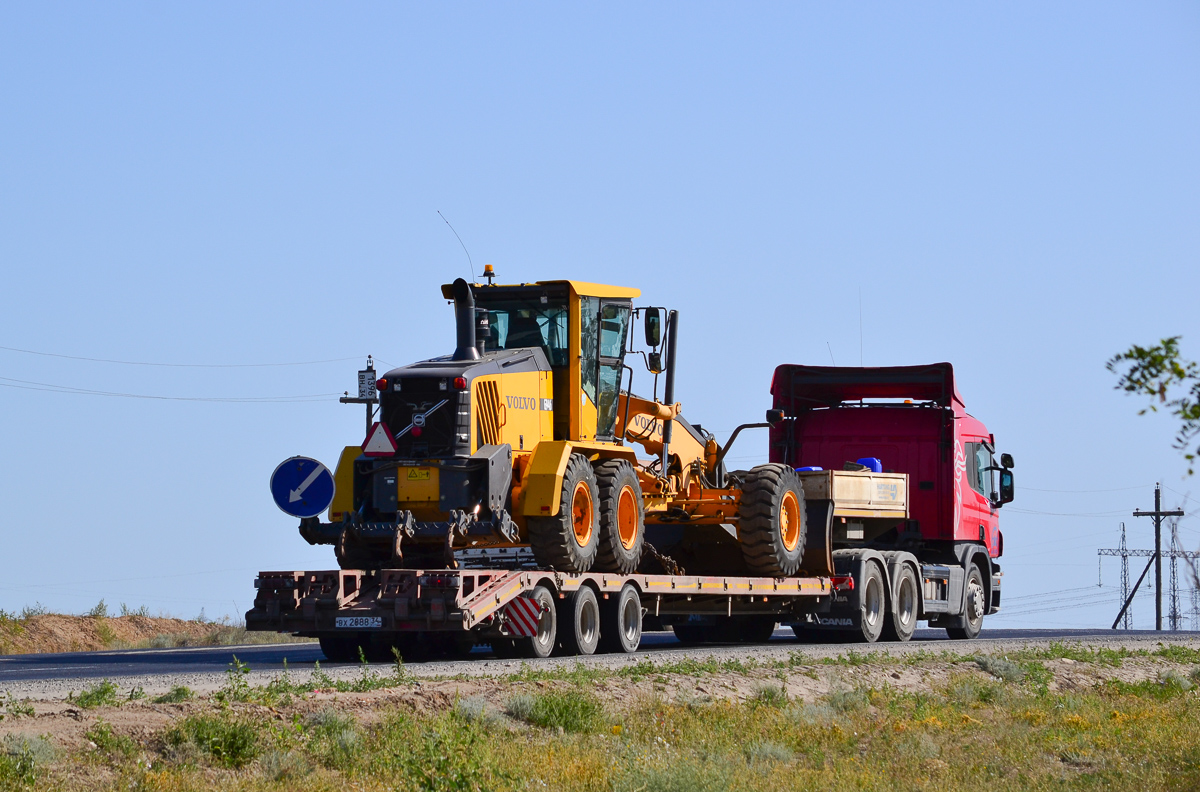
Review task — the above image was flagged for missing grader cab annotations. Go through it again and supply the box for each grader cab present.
[298,272,811,579]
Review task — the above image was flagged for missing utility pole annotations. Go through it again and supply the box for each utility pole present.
[1133,483,1185,631]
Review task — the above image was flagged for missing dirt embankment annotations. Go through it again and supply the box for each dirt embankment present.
[0,614,241,655]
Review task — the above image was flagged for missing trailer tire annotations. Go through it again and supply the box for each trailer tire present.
[599,584,642,654]
[736,617,778,643]
[881,563,918,642]
[856,561,886,643]
[319,633,367,663]
[593,460,645,574]
[558,586,601,656]
[946,564,985,640]
[515,585,558,658]
[738,464,806,577]
[528,454,601,573]
[672,624,710,645]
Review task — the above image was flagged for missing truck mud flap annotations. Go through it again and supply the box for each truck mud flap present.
[800,499,833,576]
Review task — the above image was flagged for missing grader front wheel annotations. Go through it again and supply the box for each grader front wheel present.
[738,463,806,577]
[527,454,601,573]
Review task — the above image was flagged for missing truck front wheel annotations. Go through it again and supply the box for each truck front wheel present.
[593,460,645,574]
[946,565,985,640]
[528,455,601,573]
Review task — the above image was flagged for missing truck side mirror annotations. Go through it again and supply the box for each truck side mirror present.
[644,308,661,348]
[998,469,1015,505]
[766,408,785,425]
[647,351,664,374]
[1000,452,1014,469]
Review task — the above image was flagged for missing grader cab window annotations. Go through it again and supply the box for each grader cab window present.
[481,297,570,366]
[595,301,631,439]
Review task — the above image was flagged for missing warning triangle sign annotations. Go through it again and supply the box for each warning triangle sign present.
[363,421,397,457]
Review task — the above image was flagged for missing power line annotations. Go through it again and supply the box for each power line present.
[1020,485,1153,494]
[1007,507,1128,517]
[0,344,361,368]
[0,376,337,403]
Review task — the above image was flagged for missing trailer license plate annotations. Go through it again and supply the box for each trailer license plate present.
[335,617,382,629]
[407,469,430,481]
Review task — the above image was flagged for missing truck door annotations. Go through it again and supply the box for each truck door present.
[595,302,631,440]
[965,440,1000,555]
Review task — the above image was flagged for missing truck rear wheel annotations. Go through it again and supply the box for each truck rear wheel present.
[738,464,806,577]
[599,583,642,654]
[946,565,985,640]
[593,460,645,574]
[856,561,886,643]
[736,617,778,643]
[528,454,600,573]
[881,563,918,642]
[558,586,601,656]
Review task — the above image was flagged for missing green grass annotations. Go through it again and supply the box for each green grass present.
[153,685,194,704]
[68,679,120,709]
[506,688,605,732]
[163,713,261,768]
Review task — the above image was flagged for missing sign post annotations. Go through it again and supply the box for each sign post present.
[340,356,378,436]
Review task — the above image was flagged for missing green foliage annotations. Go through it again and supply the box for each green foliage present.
[213,656,252,704]
[975,655,1025,683]
[164,713,260,768]
[304,707,360,771]
[1108,335,1200,473]
[87,599,109,619]
[743,739,794,764]
[749,682,788,708]
[825,686,870,712]
[614,755,734,792]
[258,749,311,782]
[86,719,137,760]
[505,689,604,732]
[119,603,150,617]
[0,735,54,787]
[0,693,34,721]
[69,679,120,709]
[152,685,194,704]
[1152,643,1200,663]
[400,725,502,792]
[18,604,47,620]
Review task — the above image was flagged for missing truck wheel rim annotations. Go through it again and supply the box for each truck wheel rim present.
[897,577,915,627]
[580,598,598,646]
[572,481,594,547]
[617,485,639,550]
[779,490,800,551]
[621,594,640,643]
[864,576,882,627]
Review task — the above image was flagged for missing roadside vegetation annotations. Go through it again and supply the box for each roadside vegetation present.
[1,642,1198,790]
[0,602,311,656]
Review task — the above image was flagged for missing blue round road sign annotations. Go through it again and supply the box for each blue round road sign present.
[270,456,335,519]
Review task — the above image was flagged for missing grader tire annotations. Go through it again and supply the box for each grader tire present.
[593,460,645,574]
[737,464,806,577]
[528,454,601,573]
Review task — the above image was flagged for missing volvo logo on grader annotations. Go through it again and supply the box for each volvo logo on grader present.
[250,274,1015,663]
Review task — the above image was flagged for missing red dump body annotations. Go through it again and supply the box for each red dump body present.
[770,363,1001,558]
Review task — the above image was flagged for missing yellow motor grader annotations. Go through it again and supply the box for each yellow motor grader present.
[299,270,820,579]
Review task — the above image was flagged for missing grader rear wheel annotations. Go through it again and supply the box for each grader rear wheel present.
[737,464,806,577]
[527,454,601,573]
[593,460,645,574]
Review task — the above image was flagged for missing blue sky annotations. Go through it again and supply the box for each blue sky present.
[1,3,1197,629]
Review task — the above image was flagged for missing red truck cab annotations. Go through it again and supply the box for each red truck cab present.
[770,363,1015,639]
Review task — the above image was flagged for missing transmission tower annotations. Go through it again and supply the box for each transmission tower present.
[1119,523,1131,630]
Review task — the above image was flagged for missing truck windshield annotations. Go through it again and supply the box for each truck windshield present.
[479,297,570,367]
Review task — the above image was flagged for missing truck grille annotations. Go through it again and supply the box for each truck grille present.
[381,378,462,458]
[476,380,502,446]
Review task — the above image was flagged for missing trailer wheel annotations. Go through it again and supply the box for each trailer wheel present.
[528,454,600,573]
[514,585,558,658]
[593,460,645,574]
[558,586,601,656]
[672,624,710,645]
[856,562,886,643]
[738,464,806,577]
[946,565,985,640]
[599,583,642,654]
[881,564,918,642]
[736,617,778,643]
[318,633,367,663]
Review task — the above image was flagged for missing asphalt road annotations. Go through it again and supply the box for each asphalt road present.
[2,627,1196,697]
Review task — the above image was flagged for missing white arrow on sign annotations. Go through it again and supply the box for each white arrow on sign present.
[289,464,328,503]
